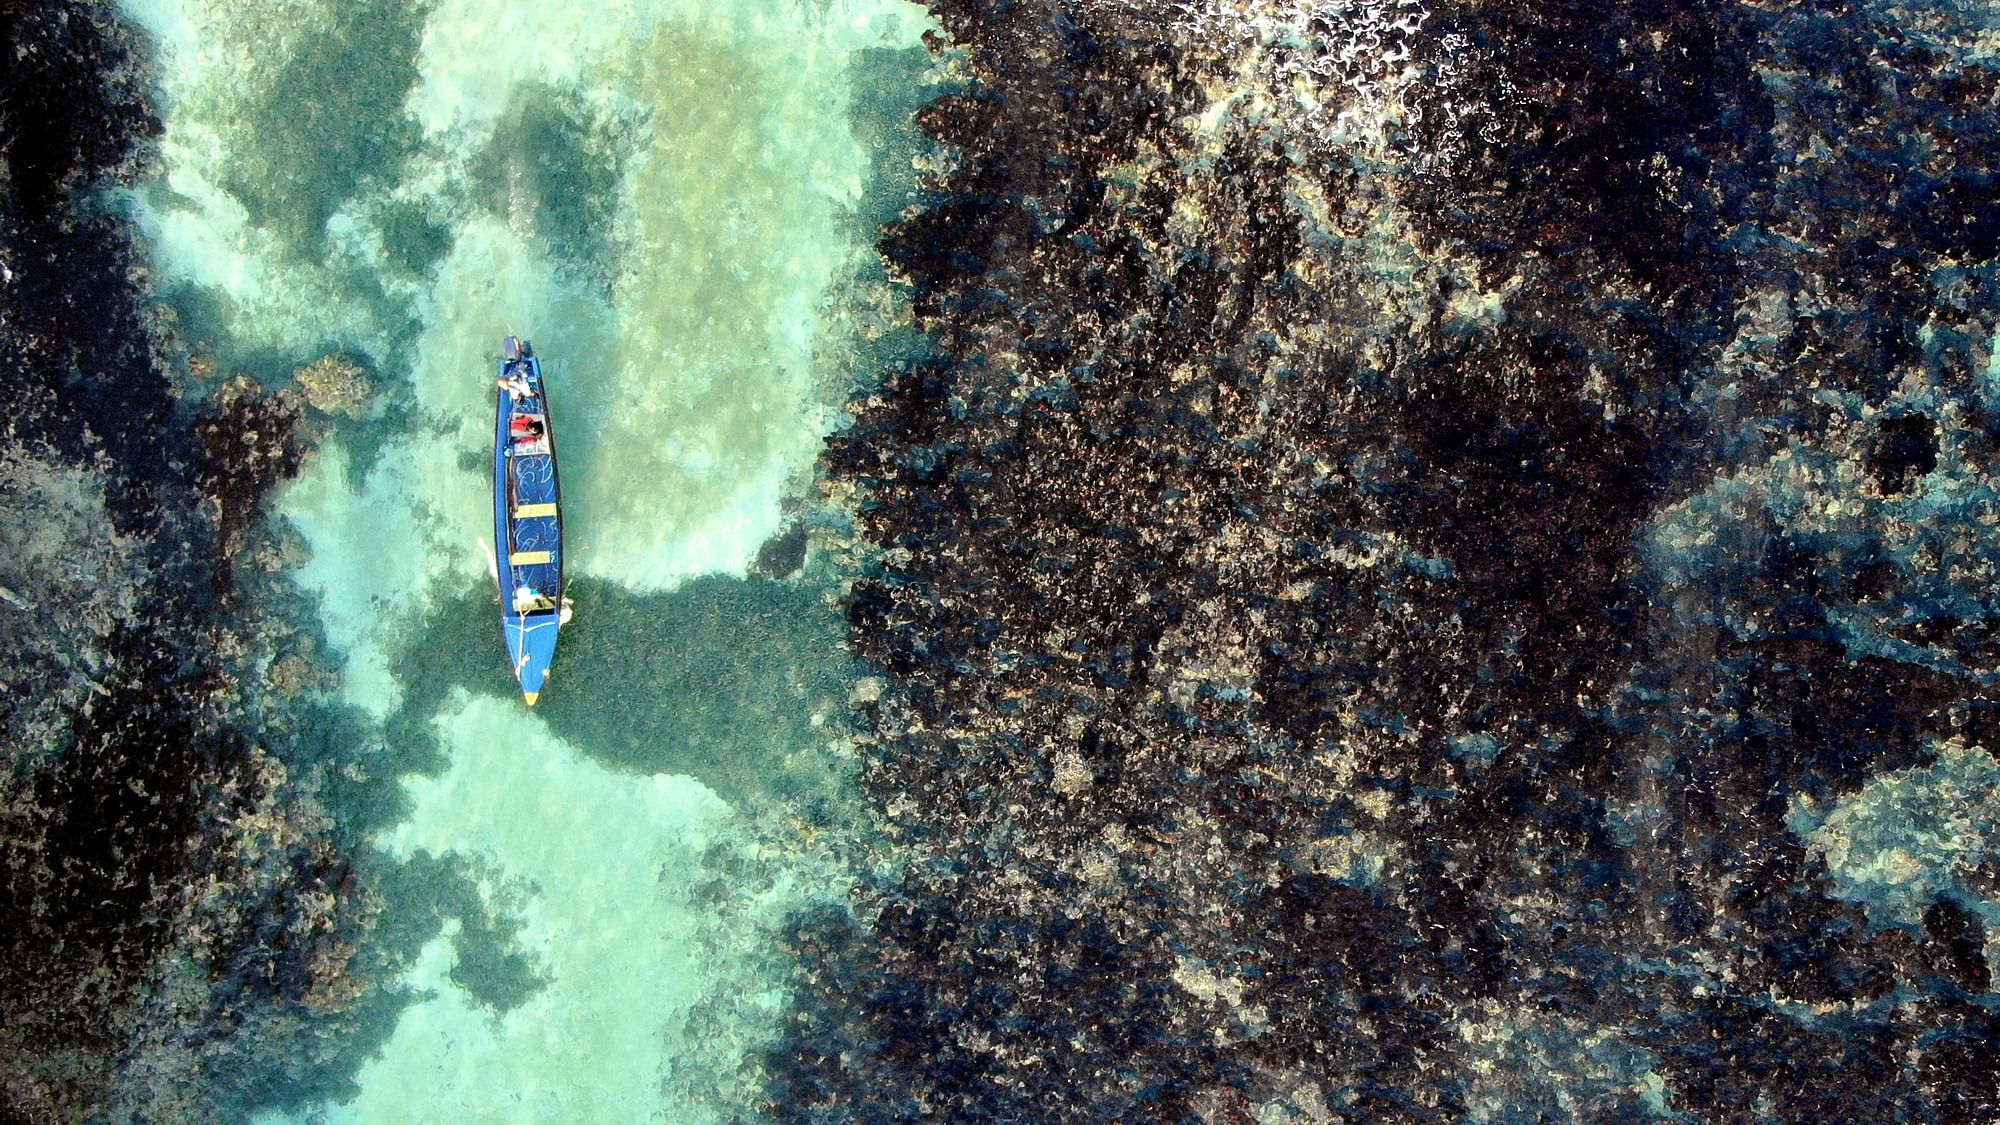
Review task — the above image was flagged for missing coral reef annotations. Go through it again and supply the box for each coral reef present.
[293,353,373,419]
[775,0,2000,1119]
[0,3,371,1118]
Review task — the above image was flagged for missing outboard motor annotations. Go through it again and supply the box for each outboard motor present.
[503,335,523,362]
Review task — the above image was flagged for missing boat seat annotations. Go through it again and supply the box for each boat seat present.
[513,550,553,565]
[515,502,558,518]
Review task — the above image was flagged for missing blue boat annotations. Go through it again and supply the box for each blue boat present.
[493,335,567,705]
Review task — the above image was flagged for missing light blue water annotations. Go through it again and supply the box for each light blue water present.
[116,0,932,1116]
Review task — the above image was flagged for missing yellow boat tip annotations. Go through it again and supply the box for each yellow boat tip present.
[522,691,539,707]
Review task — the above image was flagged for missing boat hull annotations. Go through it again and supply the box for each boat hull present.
[493,336,563,704]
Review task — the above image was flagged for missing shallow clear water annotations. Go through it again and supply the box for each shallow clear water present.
[116,0,931,1116]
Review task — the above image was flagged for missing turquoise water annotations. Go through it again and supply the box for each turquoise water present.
[116,0,931,1116]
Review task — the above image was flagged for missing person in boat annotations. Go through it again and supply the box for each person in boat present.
[510,415,545,441]
[499,370,533,398]
[513,584,555,614]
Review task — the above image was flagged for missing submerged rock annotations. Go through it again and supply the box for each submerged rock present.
[293,353,373,418]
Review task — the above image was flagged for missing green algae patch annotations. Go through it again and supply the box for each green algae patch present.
[537,573,860,809]
[370,198,454,279]
[216,0,430,258]
[843,44,941,232]
[372,850,548,1015]
[382,577,519,748]
[383,572,860,812]
[473,82,637,293]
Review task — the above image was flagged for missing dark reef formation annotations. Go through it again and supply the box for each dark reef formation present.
[777,0,2000,1119]
[0,4,388,1119]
